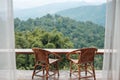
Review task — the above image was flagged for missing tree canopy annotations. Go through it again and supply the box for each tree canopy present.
[15,14,105,49]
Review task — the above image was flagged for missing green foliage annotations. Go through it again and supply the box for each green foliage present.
[15,14,105,49]
[94,55,103,70]
[16,54,34,70]
[15,28,73,49]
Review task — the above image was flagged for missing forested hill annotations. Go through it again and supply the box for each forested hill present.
[56,4,106,26]
[14,14,105,48]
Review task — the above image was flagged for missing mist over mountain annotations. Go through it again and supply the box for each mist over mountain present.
[56,4,106,26]
[14,1,89,20]
[14,1,106,26]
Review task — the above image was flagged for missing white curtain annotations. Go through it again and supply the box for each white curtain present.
[103,0,120,80]
[0,0,16,80]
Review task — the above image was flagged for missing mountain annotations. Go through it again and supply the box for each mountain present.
[14,1,89,20]
[56,4,106,26]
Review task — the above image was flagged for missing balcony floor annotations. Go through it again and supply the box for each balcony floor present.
[17,70,102,80]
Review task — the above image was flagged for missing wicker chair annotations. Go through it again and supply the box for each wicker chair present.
[32,48,61,80]
[66,48,97,80]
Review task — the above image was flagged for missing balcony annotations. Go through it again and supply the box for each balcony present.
[15,49,104,80]
[16,70,102,80]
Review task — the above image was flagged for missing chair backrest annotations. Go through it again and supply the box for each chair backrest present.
[78,48,97,64]
[32,48,50,64]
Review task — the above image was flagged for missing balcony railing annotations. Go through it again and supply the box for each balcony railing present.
[15,49,104,54]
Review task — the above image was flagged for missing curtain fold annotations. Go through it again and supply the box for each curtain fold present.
[103,0,120,80]
[0,0,16,80]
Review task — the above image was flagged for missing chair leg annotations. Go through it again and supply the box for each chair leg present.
[85,63,87,76]
[43,67,45,75]
[45,65,49,80]
[32,65,37,79]
[56,62,59,76]
[78,65,81,79]
[92,64,96,80]
[93,69,96,80]
[70,61,72,77]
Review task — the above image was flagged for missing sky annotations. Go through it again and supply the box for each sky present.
[13,0,106,10]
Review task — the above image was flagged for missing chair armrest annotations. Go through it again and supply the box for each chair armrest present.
[49,52,62,60]
[53,52,62,60]
[66,50,81,61]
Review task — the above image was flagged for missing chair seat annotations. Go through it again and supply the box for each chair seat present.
[49,58,59,64]
[71,59,78,64]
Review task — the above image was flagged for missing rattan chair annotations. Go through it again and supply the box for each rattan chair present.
[32,48,61,80]
[66,48,97,80]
